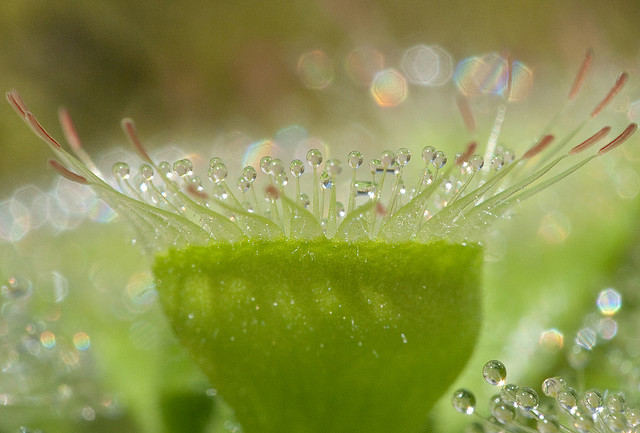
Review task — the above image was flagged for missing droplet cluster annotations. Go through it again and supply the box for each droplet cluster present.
[453,359,640,433]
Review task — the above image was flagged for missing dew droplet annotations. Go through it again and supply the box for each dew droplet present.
[490,154,504,170]
[320,171,332,190]
[433,151,447,169]
[500,384,518,406]
[260,156,272,174]
[268,159,285,176]
[112,162,130,179]
[306,149,323,167]
[336,201,345,218]
[173,159,193,178]
[556,386,578,414]
[158,161,173,179]
[370,159,382,174]
[468,154,484,172]
[516,387,539,411]
[290,159,305,178]
[348,150,363,169]
[139,163,154,181]
[451,389,476,415]
[582,389,603,414]
[491,399,516,424]
[242,166,257,183]
[605,392,626,413]
[380,150,395,169]
[299,193,310,208]
[482,359,507,386]
[422,146,436,163]
[541,377,565,397]
[208,163,228,184]
[396,148,411,166]
[237,177,251,192]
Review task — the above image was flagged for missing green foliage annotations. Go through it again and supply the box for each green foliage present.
[154,239,482,432]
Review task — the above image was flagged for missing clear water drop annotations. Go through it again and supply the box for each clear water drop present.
[516,387,539,411]
[491,399,516,424]
[158,161,172,179]
[290,159,305,178]
[422,146,436,163]
[541,377,565,397]
[243,166,257,183]
[306,149,323,167]
[451,389,476,415]
[299,193,310,208]
[556,387,578,414]
[173,159,193,177]
[320,171,332,190]
[260,156,272,174]
[112,162,130,180]
[490,154,504,170]
[582,389,603,413]
[269,159,285,176]
[336,201,345,218]
[605,392,626,413]
[237,177,251,192]
[208,163,228,184]
[468,154,484,172]
[348,151,363,169]
[482,359,507,386]
[396,148,411,166]
[433,151,447,169]
[370,159,382,174]
[380,150,395,169]
[500,383,518,406]
[139,164,154,181]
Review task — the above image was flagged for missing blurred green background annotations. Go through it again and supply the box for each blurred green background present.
[2,0,640,192]
[2,1,640,432]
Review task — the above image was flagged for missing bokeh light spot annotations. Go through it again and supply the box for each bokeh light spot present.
[40,331,56,349]
[597,288,621,316]
[242,139,280,169]
[73,332,91,351]
[371,69,408,107]
[575,327,597,350]
[402,44,452,86]
[297,50,334,90]
[598,318,617,340]
[539,328,564,352]
[346,47,384,86]
[508,61,534,101]
[454,53,509,97]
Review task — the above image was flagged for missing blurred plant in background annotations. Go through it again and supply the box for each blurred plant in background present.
[1,1,640,432]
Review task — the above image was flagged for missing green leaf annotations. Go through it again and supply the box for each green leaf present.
[154,239,483,433]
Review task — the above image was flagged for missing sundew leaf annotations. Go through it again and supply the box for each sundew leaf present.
[154,239,483,433]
